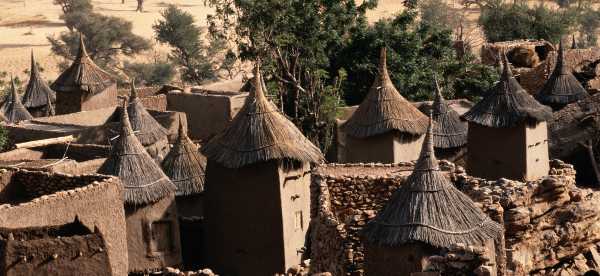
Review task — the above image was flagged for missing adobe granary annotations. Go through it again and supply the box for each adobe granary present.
[166,88,248,141]
[0,168,128,275]
[462,54,552,181]
[202,65,324,276]
[2,77,33,124]
[362,117,504,276]
[429,78,468,163]
[127,82,170,162]
[0,218,111,276]
[342,47,428,163]
[51,35,117,115]
[22,51,56,118]
[98,105,182,273]
[162,119,206,269]
[536,40,589,111]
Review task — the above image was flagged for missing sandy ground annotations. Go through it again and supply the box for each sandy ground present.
[0,0,478,82]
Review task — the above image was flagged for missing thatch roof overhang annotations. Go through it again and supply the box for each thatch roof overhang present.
[51,35,115,96]
[98,103,176,205]
[202,65,324,169]
[162,119,206,196]
[363,116,503,248]
[432,78,468,149]
[3,78,33,124]
[536,41,588,107]
[343,47,428,138]
[126,82,169,146]
[462,54,552,128]
[23,51,56,109]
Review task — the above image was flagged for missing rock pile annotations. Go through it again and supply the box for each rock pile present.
[455,159,600,275]
[426,243,493,276]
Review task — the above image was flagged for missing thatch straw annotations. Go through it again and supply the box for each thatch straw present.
[3,77,33,123]
[432,77,467,149]
[126,81,169,147]
[202,64,324,169]
[162,118,206,196]
[45,91,55,117]
[98,102,176,205]
[23,51,56,109]
[536,40,588,109]
[51,35,114,96]
[363,116,503,248]
[343,47,428,138]
[462,53,552,128]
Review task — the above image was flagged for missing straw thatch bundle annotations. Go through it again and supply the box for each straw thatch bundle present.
[51,35,114,96]
[343,47,428,138]
[363,116,503,248]
[3,78,33,124]
[22,51,55,110]
[202,65,324,169]
[45,91,55,117]
[162,119,206,196]
[98,103,175,205]
[432,78,467,149]
[536,41,588,109]
[126,82,169,147]
[463,54,552,128]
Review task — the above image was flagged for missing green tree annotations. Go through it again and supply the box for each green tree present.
[124,60,176,86]
[205,0,377,152]
[153,5,219,84]
[48,0,150,69]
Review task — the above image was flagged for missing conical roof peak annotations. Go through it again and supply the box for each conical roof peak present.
[202,63,324,168]
[414,115,438,171]
[126,81,169,147]
[76,34,89,59]
[3,77,33,123]
[23,50,55,109]
[343,47,428,138]
[129,80,138,100]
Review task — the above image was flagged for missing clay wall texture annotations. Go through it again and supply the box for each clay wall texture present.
[203,160,310,276]
[0,169,128,275]
[56,84,118,115]
[344,132,424,163]
[125,195,182,273]
[467,122,549,181]
[365,243,437,276]
[166,91,248,141]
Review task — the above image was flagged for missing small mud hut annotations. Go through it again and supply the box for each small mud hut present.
[0,218,111,276]
[127,82,169,162]
[22,51,56,117]
[536,41,588,111]
[98,104,181,273]
[463,54,552,181]
[431,78,468,162]
[2,78,33,124]
[51,36,117,115]
[362,117,504,276]
[162,119,206,269]
[342,47,428,163]
[202,65,324,276]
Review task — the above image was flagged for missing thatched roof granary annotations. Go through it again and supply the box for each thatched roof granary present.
[98,104,176,205]
[162,119,206,196]
[536,41,588,110]
[202,65,324,168]
[343,47,428,139]
[431,78,467,149]
[127,82,169,147]
[3,78,33,124]
[463,54,552,128]
[363,116,503,248]
[22,51,55,114]
[51,36,114,96]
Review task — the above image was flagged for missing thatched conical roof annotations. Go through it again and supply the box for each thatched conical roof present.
[3,78,33,123]
[462,53,552,128]
[98,103,176,205]
[51,35,114,95]
[536,40,588,108]
[363,116,503,248]
[127,81,169,146]
[23,51,55,109]
[162,119,207,196]
[45,91,55,117]
[343,47,428,138]
[202,64,324,169]
[432,78,467,149]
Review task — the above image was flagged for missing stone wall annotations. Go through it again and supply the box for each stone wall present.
[0,169,128,275]
[454,160,600,275]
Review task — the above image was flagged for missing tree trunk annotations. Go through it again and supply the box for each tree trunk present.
[136,0,143,12]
